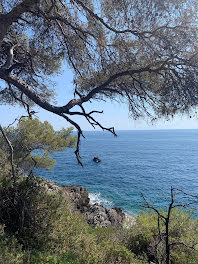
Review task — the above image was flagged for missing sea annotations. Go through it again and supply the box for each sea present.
[37,130,198,216]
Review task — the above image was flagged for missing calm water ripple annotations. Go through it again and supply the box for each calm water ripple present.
[37,130,198,215]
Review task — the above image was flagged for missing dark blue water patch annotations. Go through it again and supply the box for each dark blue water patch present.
[36,130,198,214]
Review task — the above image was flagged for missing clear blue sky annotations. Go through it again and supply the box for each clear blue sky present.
[1,67,198,131]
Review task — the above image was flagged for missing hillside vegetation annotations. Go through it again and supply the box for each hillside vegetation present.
[0,118,198,264]
[0,176,197,264]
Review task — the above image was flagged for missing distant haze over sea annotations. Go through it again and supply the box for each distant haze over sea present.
[37,130,198,215]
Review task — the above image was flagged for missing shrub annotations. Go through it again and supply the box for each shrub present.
[0,175,141,263]
[1,175,197,264]
[124,209,198,264]
[0,177,60,250]
[0,225,24,264]
[45,200,139,264]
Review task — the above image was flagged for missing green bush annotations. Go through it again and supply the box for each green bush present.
[0,176,140,264]
[0,225,24,264]
[30,251,81,264]
[124,210,198,264]
[0,177,60,250]
[43,198,139,264]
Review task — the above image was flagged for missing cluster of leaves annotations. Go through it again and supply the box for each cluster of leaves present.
[0,225,23,264]
[0,149,10,179]
[0,117,77,174]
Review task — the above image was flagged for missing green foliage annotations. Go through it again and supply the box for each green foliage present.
[30,251,81,264]
[124,210,198,264]
[0,177,60,250]
[0,118,77,172]
[1,0,198,123]
[0,175,140,264]
[0,174,198,264]
[0,225,24,264]
[43,197,137,264]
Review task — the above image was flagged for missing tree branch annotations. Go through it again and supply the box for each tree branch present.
[58,113,85,166]
[0,62,168,115]
[0,0,40,42]
[169,241,198,251]
[140,193,166,222]
[73,0,140,37]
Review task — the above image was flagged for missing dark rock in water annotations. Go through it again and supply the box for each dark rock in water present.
[45,180,125,227]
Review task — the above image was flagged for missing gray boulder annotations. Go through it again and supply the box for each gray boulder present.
[85,203,125,227]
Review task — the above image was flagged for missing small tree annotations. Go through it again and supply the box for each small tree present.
[141,187,198,264]
[0,118,77,250]
[0,117,77,181]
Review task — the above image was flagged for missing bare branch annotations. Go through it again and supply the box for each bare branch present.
[7,115,34,128]
[58,113,85,166]
[141,187,198,264]
[140,193,166,222]
[8,83,34,118]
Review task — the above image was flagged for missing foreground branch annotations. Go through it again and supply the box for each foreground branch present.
[0,63,168,114]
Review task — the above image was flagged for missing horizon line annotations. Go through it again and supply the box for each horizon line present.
[73,128,198,132]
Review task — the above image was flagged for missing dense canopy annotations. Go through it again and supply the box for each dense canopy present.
[0,0,197,163]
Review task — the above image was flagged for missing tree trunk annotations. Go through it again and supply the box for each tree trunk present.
[165,219,170,264]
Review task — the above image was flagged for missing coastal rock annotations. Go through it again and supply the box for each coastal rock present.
[45,180,125,227]
[85,203,125,227]
[43,180,60,192]
[60,185,90,212]
[107,207,126,226]
[85,203,111,227]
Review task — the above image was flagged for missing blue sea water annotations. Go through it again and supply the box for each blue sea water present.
[37,130,198,215]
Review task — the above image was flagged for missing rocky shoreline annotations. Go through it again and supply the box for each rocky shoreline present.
[45,181,126,227]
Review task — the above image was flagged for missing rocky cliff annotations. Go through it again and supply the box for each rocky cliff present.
[44,181,126,227]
